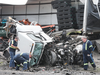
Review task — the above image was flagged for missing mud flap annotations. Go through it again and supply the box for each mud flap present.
[3,50,10,59]
[29,42,44,66]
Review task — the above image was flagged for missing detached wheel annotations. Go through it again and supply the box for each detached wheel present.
[50,51,57,65]
[45,51,57,66]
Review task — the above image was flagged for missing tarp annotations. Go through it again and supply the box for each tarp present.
[80,0,99,5]
[89,0,100,19]
[85,0,100,32]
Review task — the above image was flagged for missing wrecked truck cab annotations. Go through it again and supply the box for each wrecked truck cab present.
[16,25,54,66]
[16,25,53,66]
[16,25,52,53]
[4,17,56,66]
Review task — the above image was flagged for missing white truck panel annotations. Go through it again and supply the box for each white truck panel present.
[16,25,42,34]
[16,32,35,54]
[40,32,52,43]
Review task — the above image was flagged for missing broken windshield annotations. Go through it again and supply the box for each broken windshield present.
[29,42,44,66]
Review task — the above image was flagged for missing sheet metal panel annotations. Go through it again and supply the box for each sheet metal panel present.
[40,4,52,13]
[52,14,58,24]
[14,16,26,21]
[26,15,39,22]
[39,15,51,25]
[14,5,26,14]
[27,5,39,14]
[2,6,13,14]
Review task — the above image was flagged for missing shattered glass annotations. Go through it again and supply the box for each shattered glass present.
[29,42,44,66]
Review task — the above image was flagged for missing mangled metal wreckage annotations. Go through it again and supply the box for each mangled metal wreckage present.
[0,17,83,67]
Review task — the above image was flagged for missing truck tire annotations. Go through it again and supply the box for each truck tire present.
[45,51,57,66]
[50,51,57,65]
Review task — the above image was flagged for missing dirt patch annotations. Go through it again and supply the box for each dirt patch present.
[0,51,100,75]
